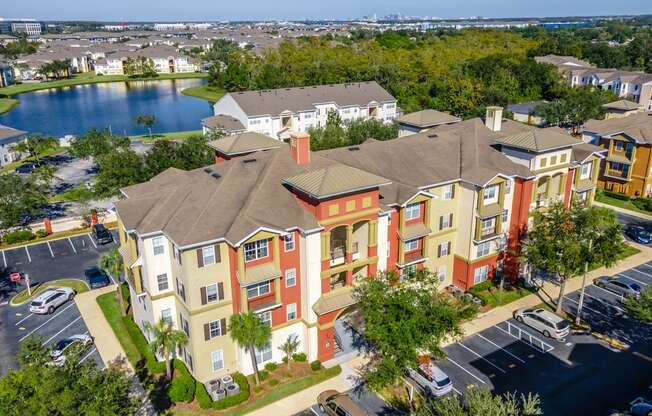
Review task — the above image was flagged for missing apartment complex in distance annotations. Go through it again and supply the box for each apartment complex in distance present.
[94,46,198,75]
[536,54,652,111]
[114,106,603,385]
[210,82,398,140]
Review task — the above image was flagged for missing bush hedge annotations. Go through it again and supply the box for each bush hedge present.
[292,352,307,362]
[632,197,652,212]
[264,362,277,372]
[258,369,269,381]
[310,360,321,371]
[196,373,251,410]
[35,229,49,238]
[168,361,196,403]
[467,279,496,295]
[268,379,279,387]
[3,229,35,244]
[603,190,631,201]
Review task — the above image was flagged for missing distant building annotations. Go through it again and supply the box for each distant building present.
[11,22,42,36]
[0,126,27,167]
[153,23,187,31]
[601,100,642,119]
[506,101,547,126]
[94,46,199,75]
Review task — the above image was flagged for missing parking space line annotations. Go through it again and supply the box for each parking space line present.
[46,241,54,258]
[24,245,31,262]
[619,274,648,287]
[79,347,97,364]
[564,296,609,319]
[494,322,554,352]
[445,357,486,384]
[452,386,463,395]
[458,343,506,373]
[15,313,34,326]
[68,237,77,254]
[87,234,97,249]
[640,263,652,271]
[475,333,526,363]
[586,289,626,312]
[2,250,5,268]
[19,303,76,342]
[631,268,652,280]
[44,316,82,344]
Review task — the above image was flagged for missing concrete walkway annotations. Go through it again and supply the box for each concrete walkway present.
[75,284,133,373]
[593,201,652,221]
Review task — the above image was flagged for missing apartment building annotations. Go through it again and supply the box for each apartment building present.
[10,22,42,36]
[212,82,398,140]
[94,47,198,75]
[0,126,27,167]
[536,54,652,111]
[114,107,602,384]
[583,112,652,197]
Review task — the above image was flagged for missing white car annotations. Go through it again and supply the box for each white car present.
[29,287,76,314]
[513,308,569,340]
[407,362,453,397]
[50,334,93,366]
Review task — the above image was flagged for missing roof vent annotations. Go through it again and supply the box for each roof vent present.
[211,173,221,180]
[243,158,257,164]
[348,146,360,151]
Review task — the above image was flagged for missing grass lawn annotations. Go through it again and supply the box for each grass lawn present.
[49,185,95,203]
[0,97,19,114]
[129,130,203,143]
[0,72,208,96]
[11,278,89,305]
[96,291,141,367]
[180,85,225,102]
[472,284,537,309]
[595,193,652,216]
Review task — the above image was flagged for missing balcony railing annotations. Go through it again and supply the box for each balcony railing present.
[330,242,359,266]
[606,169,629,179]
[403,250,425,264]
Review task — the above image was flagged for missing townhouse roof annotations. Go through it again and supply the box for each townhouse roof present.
[506,101,547,115]
[602,100,640,111]
[201,114,246,133]
[283,164,391,200]
[227,81,396,116]
[584,113,652,144]
[396,109,460,128]
[534,54,593,68]
[208,132,280,156]
[0,125,27,143]
[494,128,582,152]
[571,142,607,163]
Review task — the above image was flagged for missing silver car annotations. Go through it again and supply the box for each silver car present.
[50,334,94,366]
[513,308,569,340]
[593,276,641,300]
[29,287,76,314]
[407,362,453,397]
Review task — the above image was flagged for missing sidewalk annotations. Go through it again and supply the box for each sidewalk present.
[75,284,133,373]
[593,201,652,221]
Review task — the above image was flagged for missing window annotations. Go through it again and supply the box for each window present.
[152,237,165,255]
[481,217,496,235]
[285,268,296,288]
[286,303,297,321]
[440,213,453,229]
[550,155,557,165]
[560,153,567,163]
[161,308,173,325]
[208,320,223,338]
[443,184,454,200]
[258,310,272,327]
[244,239,268,261]
[206,283,219,303]
[247,281,271,299]
[474,265,489,284]
[404,239,419,252]
[175,278,186,302]
[405,203,421,220]
[211,350,224,372]
[438,242,450,257]
[437,265,447,282]
[615,141,623,151]
[284,234,295,251]
[254,342,272,364]
[539,158,547,168]
[502,209,509,223]
[580,163,591,179]
[504,180,511,195]
[476,241,491,257]
[157,274,169,291]
[483,185,498,203]
[401,264,417,279]
[202,246,216,266]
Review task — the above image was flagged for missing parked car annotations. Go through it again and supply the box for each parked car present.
[626,225,651,245]
[513,308,569,340]
[84,267,111,289]
[407,361,453,397]
[317,389,367,416]
[15,162,40,174]
[593,276,641,300]
[50,334,93,366]
[92,223,113,245]
[29,287,76,314]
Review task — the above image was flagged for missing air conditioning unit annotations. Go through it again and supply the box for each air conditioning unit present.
[214,388,226,401]
[220,375,234,385]
[226,383,240,396]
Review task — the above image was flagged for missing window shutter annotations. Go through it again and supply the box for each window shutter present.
[449,213,454,226]
[196,248,204,268]
[217,282,224,300]
[179,313,183,329]
[214,244,221,263]
[439,215,443,230]
[200,286,207,305]
[203,323,210,341]
[220,318,227,335]
[447,241,451,255]
[437,244,441,258]
[451,184,455,199]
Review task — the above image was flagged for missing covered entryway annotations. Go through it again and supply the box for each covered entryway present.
[333,305,368,357]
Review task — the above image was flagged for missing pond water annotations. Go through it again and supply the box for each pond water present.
[0,78,213,137]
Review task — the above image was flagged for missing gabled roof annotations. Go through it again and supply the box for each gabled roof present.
[201,114,245,132]
[396,109,460,128]
[602,100,640,112]
[0,125,27,143]
[495,128,581,152]
[506,101,547,115]
[283,164,391,200]
[571,143,607,164]
[208,132,280,156]
[584,112,652,144]
[534,54,593,68]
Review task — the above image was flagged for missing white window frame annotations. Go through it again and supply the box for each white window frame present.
[443,184,454,200]
[208,320,223,338]
[202,246,216,266]
[441,213,452,229]
[211,350,224,372]
[405,202,421,221]
[483,185,498,204]
[258,310,272,327]
[476,241,491,257]
[206,283,219,303]
[437,265,447,282]
[152,236,165,256]
[161,308,173,325]
[502,209,509,223]
[439,242,449,257]
[481,217,496,235]
[285,268,296,288]
[404,239,419,252]
[284,234,295,252]
[474,265,489,284]
[286,303,297,321]
[247,281,271,299]
[504,179,512,194]
[580,163,591,180]
[244,239,268,262]
[156,274,169,291]
[254,341,272,364]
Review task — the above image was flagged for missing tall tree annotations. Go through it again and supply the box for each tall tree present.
[11,134,58,163]
[100,248,126,316]
[143,318,188,380]
[93,148,144,197]
[173,136,214,170]
[278,334,300,370]
[355,269,477,391]
[418,387,542,416]
[133,114,158,138]
[228,312,272,385]
[31,164,60,195]
[69,128,129,160]
[0,174,46,230]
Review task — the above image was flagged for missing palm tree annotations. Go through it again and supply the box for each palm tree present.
[99,248,126,316]
[228,312,271,385]
[144,318,188,380]
[133,114,158,138]
[278,334,300,370]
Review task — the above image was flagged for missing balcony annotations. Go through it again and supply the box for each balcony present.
[605,169,630,180]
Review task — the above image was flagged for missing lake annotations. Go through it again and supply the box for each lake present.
[0,78,213,137]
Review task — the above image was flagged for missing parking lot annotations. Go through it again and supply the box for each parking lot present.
[438,260,652,415]
[0,230,117,373]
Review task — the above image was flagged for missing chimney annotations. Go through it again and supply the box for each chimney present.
[485,106,503,132]
[290,132,311,165]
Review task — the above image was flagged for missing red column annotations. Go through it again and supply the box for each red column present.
[43,218,52,235]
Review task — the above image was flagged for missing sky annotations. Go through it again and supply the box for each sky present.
[3,0,651,22]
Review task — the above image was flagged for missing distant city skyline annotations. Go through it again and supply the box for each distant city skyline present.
[4,0,651,22]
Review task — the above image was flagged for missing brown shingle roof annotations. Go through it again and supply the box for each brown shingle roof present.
[0,126,27,143]
[208,132,280,156]
[495,128,581,152]
[283,164,391,199]
[572,143,606,163]
[584,113,652,144]
[396,109,460,128]
[201,115,245,132]
[602,100,641,111]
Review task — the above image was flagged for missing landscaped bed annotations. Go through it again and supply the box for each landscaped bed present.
[11,278,89,305]
[468,279,537,309]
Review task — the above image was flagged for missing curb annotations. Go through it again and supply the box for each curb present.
[9,278,90,307]
[593,201,652,221]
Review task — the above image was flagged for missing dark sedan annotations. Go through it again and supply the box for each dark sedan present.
[626,225,651,245]
[84,267,111,289]
[92,223,113,245]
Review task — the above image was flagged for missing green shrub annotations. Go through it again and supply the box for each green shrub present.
[122,315,165,373]
[168,361,196,403]
[195,381,213,409]
[253,385,263,393]
[310,360,321,371]
[258,369,269,381]
[3,229,35,244]
[603,190,631,201]
[35,229,49,238]
[264,362,277,372]
[467,279,496,295]
[632,197,652,212]
[292,352,307,362]
[282,357,288,364]
[268,379,279,387]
